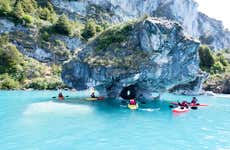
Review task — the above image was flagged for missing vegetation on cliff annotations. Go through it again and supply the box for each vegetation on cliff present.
[199,45,230,93]
[0,34,65,89]
[0,0,108,89]
[199,45,229,74]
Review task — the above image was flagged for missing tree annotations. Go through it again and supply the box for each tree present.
[20,0,37,14]
[0,74,20,89]
[54,14,72,35]
[81,19,97,40]
[39,7,56,23]
[0,34,9,46]
[22,14,33,24]
[0,0,12,16]
[217,54,228,66]
[0,45,24,74]
[13,2,24,20]
[210,62,225,74]
[199,45,215,69]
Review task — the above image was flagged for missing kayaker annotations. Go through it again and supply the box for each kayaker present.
[129,99,136,105]
[58,92,64,100]
[191,97,198,104]
[178,100,189,108]
[91,92,96,98]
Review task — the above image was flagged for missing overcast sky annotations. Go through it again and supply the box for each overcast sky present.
[194,0,230,29]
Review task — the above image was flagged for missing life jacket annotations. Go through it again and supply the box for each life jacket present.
[191,99,197,104]
[130,99,136,105]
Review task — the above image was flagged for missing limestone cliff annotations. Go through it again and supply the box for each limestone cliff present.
[51,0,230,50]
[62,18,203,99]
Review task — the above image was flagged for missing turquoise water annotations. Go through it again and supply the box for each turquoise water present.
[0,91,230,150]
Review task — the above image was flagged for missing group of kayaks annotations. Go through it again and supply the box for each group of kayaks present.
[170,102,208,113]
[55,91,208,112]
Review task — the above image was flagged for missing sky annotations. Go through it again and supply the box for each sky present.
[194,0,230,29]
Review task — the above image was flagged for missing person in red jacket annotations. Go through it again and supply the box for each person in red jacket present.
[129,99,136,105]
[58,92,64,100]
[178,100,189,108]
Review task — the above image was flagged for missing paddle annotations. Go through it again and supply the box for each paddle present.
[52,96,69,99]
[169,105,174,108]
[190,106,198,110]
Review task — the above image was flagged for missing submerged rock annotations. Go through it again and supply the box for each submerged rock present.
[62,17,202,99]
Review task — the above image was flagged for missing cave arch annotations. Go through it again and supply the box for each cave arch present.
[119,85,137,100]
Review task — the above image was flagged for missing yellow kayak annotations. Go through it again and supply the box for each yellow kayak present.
[128,103,139,110]
[85,98,98,101]
[84,97,104,101]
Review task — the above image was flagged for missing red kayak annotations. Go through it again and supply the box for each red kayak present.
[171,102,208,107]
[97,96,104,100]
[172,107,189,113]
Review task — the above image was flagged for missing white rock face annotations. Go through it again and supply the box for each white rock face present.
[52,0,230,50]
[0,19,15,33]
[62,18,203,97]
[34,48,52,61]
[169,0,199,37]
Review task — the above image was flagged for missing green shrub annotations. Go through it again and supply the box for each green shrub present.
[38,7,56,23]
[54,14,72,36]
[199,45,215,69]
[0,45,24,74]
[51,64,61,76]
[41,31,50,41]
[0,0,12,16]
[210,62,225,74]
[22,14,33,24]
[95,22,133,51]
[27,78,48,89]
[0,34,9,46]
[81,19,97,40]
[13,2,24,22]
[217,54,228,66]
[20,0,37,14]
[27,77,63,90]
[46,79,63,90]
[0,74,20,89]
[95,25,103,33]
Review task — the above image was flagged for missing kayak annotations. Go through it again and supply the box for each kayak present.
[97,96,104,100]
[128,103,139,110]
[85,96,104,101]
[171,102,208,107]
[172,107,189,113]
[58,96,64,100]
[189,103,208,106]
[85,98,98,101]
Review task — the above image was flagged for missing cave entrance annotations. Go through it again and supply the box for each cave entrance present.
[120,85,137,100]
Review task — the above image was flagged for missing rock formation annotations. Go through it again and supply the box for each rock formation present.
[62,17,202,99]
[51,0,230,50]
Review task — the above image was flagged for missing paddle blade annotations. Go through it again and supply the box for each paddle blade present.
[191,106,198,110]
[169,105,174,108]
